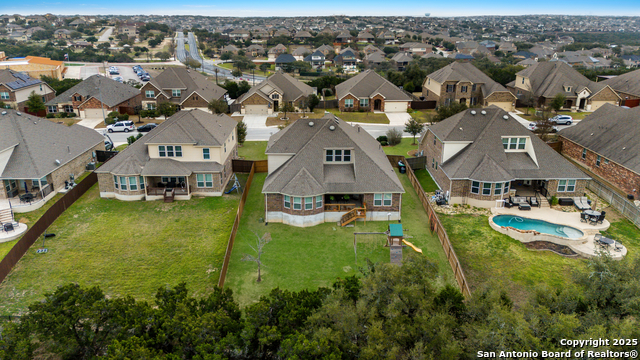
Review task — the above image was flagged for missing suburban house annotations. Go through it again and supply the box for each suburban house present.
[274,54,296,70]
[220,45,239,55]
[0,69,55,112]
[600,69,640,107]
[262,114,404,227]
[558,104,640,199]
[335,32,353,44]
[364,52,387,67]
[246,44,265,57]
[335,69,411,112]
[46,75,141,118]
[303,50,326,69]
[235,71,315,115]
[267,44,288,60]
[356,31,375,43]
[291,47,310,61]
[422,62,517,111]
[140,67,227,112]
[390,52,413,71]
[334,48,358,71]
[506,61,620,111]
[399,42,430,56]
[418,106,589,208]
[95,110,237,201]
[293,30,312,41]
[315,44,334,56]
[0,109,104,212]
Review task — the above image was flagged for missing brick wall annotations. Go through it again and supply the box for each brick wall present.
[545,179,587,199]
[418,130,449,192]
[181,93,214,109]
[97,173,115,193]
[78,96,117,112]
[560,136,640,197]
[0,84,16,102]
[590,87,620,103]
[363,193,401,212]
[266,193,325,216]
[242,93,270,105]
[51,142,104,191]
[485,91,516,104]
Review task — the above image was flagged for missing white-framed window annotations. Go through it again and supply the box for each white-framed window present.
[502,138,508,149]
[503,137,526,150]
[73,95,82,101]
[343,150,351,162]
[316,195,322,209]
[0,92,9,100]
[197,174,213,188]
[461,85,468,93]
[120,176,128,190]
[175,146,182,157]
[344,99,354,108]
[360,98,369,107]
[63,105,73,113]
[596,155,601,167]
[145,90,155,98]
[293,197,302,210]
[203,148,210,160]
[114,175,119,189]
[129,176,137,191]
[47,105,57,113]
[472,84,477,92]
[581,148,587,159]
[518,138,526,150]
[446,84,455,93]
[271,93,279,99]
[444,98,452,106]
[159,145,181,157]
[374,193,392,206]
[374,194,382,206]
[482,182,492,196]
[557,179,576,192]
[161,176,185,184]
[471,181,480,194]
[494,182,502,195]
[383,193,392,206]
[509,138,518,150]
[172,89,181,97]
[139,176,145,188]
[325,149,352,162]
[147,103,156,110]
[224,143,226,153]
[469,97,478,106]
[504,181,510,194]
[604,158,609,164]
[284,195,290,209]
[305,197,313,210]
[159,145,166,157]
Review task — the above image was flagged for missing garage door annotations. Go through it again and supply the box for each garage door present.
[488,102,515,112]
[83,108,105,119]
[244,105,269,115]
[384,102,409,113]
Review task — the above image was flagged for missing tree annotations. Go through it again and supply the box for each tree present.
[231,68,243,78]
[386,127,402,146]
[308,94,320,112]
[279,102,295,120]
[241,231,271,282]
[157,102,177,117]
[40,75,82,95]
[208,98,228,114]
[86,36,98,44]
[185,58,201,69]
[550,93,566,114]
[434,102,468,121]
[404,118,425,144]
[155,51,170,61]
[259,63,270,74]
[25,91,45,114]
[237,120,247,145]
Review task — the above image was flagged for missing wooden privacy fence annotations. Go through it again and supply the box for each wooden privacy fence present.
[218,163,256,288]
[0,172,98,285]
[588,178,640,229]
[411,100,437,110]
[387,155,471,298]
[233,159,268,173]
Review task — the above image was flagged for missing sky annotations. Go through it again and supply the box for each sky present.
[4,0,640,17]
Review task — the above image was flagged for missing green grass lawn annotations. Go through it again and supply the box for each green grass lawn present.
[327,109,390,124]
[413,169,439,193]
[408,109,435,123]
[238,141,268,160]
[217,63,271,77]
[225,170,454,307]
[0,185,241,315]
[382,138,419,156]
[557,111,590,120]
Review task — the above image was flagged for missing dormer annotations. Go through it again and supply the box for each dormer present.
[563,83,572,93]
[501,136,538,167]
[324,148,353,163]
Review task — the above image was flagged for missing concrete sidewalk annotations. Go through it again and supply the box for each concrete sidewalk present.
[76,118,105,129]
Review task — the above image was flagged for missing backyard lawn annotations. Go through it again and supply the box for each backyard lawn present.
[327,109,390,124]
[225,170,454,307]
[382,138,420,157]
[0,185,241,315]
[413,169,440,193]
[408,109,435,123]
[238,141,268,160]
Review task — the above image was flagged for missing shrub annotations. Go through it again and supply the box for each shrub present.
[380,141,388,146]
[107,111,120,118]
[376,135,388,143]
[105,117,116,125]
[386,128,402,146]
[46,113,54,118]
[127,136,137,145]
[550,196,559,206]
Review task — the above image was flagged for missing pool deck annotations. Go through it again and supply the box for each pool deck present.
[491,207,627,260]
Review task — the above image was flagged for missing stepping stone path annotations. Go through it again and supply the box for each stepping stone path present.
[390,245,403,265]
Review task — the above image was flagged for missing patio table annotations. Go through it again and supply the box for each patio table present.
[584,210,600,217]
[599,237,615,246]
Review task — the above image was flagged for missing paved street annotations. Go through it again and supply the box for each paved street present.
[98,27,113,42]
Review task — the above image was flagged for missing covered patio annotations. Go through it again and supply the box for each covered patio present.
[323,194,364,212]
[2,176,56,212]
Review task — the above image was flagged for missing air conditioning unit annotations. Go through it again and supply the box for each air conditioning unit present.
[86,162,96,171]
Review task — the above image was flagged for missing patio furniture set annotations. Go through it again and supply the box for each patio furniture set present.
[594,233,623,252]
[504,195,539,210]
[1,220,20,233]
[580,210,605,225]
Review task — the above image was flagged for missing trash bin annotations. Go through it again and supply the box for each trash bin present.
[399,166,406,174]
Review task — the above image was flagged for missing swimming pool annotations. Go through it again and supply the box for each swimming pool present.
[493,215,584,239]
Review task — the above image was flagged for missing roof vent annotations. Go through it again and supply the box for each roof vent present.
[590,133,594,136]
[481,110,487,115]
[1,111,6,115]
[16,112,21,116]
[470,110,476,115]
[329,125,336,131]
[55,159,61,165]
[503,115,509,120]
[308,121,314,127]
[333,116,340,124]
[623,147,626,150]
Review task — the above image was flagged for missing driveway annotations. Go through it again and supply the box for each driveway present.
[98,27,113,42]
[77,117,105,129]
[241,115,269,129]
[385,112,411,126]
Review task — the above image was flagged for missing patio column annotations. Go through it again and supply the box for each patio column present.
[186,176,190,195]
[144,176,148,198]
[38,178,43,200]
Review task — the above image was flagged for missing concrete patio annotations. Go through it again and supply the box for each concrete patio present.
[491,206,627,259]
[0,223,28,243]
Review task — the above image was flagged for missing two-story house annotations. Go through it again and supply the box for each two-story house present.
[263,114,404,227]
[399,42,430,56]
[140,67,227,113]
[422,62,517,112]
[335,70,411,113]
[600,68,640,107]
[235,71,315,115]
[303,50,325,69]
[46,75,141,118]
[418,106,589,208]
[95,110,238,202]
[0,70,55,112]
[506,61,620,111]
[334,48,358,71]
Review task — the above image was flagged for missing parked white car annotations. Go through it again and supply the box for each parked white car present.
[549,115,573,125]
[528,122,558,133]
[106,121,135,133]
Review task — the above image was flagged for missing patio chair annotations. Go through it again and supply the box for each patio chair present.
[580,212,589,223]
[596,213,606,224]
[614,241,623,252]
[3,223,14,233]
[529,198,539,207]
[589,216,599,225]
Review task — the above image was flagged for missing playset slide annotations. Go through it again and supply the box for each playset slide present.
[402,240,423,254]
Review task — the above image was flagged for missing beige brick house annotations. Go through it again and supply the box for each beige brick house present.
[95,110,238,201]
[418,107,589,208]
[335,70,411,113]
[558,104,640,199]
[0,110,104,212]
[263,114,404,227]
[507,61,620,111]
[235,71,314,115]
[0,69,55,112]
[600,68,640,107]
[422,62,516,111]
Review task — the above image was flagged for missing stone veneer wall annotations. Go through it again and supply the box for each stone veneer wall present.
[51,142,104,191]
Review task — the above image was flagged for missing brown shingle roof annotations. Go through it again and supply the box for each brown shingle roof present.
[146,67,227,104]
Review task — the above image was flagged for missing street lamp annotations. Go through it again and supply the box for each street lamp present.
[96,78,106,125]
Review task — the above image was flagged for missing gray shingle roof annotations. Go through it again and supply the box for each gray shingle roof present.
[263,114,404,196]
[601,68,640,97]
[516,61,613,99]
[46,74,139,107]
[335,69,411,102]
[96,110,235,176]
[427,62,509,96]
[237,71,314,104]
[146,67,227,104]
[426,106,589,181]
[0,110,103,179]
[558,103,640,174]
[0,69,43,90]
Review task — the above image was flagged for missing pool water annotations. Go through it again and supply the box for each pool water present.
[493,215,584,239]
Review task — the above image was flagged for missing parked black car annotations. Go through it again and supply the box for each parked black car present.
[137,123,158,132]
